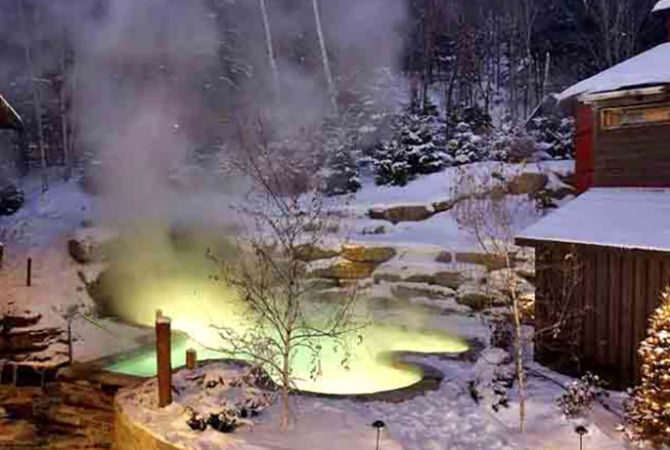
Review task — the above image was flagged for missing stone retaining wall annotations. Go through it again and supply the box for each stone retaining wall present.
[114,399,185,450]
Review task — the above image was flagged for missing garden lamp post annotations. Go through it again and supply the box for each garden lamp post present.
[372,420,386,450]
[575,425,588,450]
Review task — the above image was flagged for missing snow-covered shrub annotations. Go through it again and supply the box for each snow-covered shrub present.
[371,111,449,186]
[322,123,361,196]
[373,139,410,186]
[448,105,492,135]
[446,122,484,165]
[487,121,536,163]
[490,317,514,351]
[626,288,670,447]
[529,115,575,160]
[556,373,607,417]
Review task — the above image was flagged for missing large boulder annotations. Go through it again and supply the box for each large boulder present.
[455,252,511,271]
[508,172,548,196]
[456,282,505,311]
[308,258,377,281]
[341,244,396,264]
[433,271,468,289]
[369,204,435,224]
[295,244,339,262]
[487,268,534,298]
[0,184,24,216]
[67,228,118,264]
[391,283,456,301]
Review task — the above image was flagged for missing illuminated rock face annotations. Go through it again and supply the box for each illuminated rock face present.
[308,258,377,280]
[340,244,396,264]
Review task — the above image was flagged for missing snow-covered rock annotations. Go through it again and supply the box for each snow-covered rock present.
[341,244,396,264]
[67,227,118,264]
[369,204,435,223]
[507,172,548,196]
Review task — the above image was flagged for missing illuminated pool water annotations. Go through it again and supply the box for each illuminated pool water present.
[95,236,468,395]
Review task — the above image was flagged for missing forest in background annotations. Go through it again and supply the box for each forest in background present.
[0,0,666,193]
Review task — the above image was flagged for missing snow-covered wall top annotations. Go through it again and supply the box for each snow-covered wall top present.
[653,0,670,12]
[517,188,670,252]
[558,43,670,102]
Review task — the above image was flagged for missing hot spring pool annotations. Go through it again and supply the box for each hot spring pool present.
[94,238,469,395]
[105,324,467,395]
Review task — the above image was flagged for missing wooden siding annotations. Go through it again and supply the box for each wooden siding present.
[593,97,670,188]
[534,243,670,389]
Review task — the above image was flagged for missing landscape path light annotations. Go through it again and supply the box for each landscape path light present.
[575,425,588,450]
[371,420,386,450]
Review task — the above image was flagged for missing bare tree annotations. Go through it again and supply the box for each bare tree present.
[259,0,281,105]
[451,164,583,432]
[311,0,338,115]
[213,120,363,431]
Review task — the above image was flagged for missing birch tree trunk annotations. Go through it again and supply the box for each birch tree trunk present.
[60,32,70,180]
[18,0,48,190]
[312,0,338,115]
[259,0,281,106]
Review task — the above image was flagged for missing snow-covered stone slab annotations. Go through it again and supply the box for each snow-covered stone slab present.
[68,227,118,264]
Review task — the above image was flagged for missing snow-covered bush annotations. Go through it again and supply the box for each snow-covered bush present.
[489,317,514,351]
[446,122,484,165]
[371,112,448,186]
[322,122,361,196]
[448,105,492,135]
[626,288,670,447]
[373,139,410,186]
[487,121,536,163]
[529,115,575,160]
[556,373,607,417]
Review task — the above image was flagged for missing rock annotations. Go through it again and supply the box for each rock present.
[391,283,455,301]
[487,269,534,298]
[369,204,435,224]
[456,283,503,311]
[455,252,510,271]
[0,311,42,331]
[544,186,575,201]
[308,259,376,281]
[373,272,403,284]
[0,184,24,216]
[295,244,339,262]
[432,199,457,213]
[67,228,117,264]
[361,225,387,235]
[341,244,396,264]
[436,251,452,263]
[403,273,437,285]
[433,271,467,289]
[307,278,341,291]
[0,328,63,354]
[515,261,536,284]
[508,172,548,196]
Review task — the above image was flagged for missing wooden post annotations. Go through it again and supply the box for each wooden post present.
[155,315,172,407]
[0,242,4,269]
[186,349,197,370]
[26,258,32,287]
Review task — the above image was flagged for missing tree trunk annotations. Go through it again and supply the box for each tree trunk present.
[280,338,291,431]
[259,0,280,106]
[18,0,48,189]
[312,0,338,116]
[60,32,70,180]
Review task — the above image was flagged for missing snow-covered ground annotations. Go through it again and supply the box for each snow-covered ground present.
[2,160,637,450]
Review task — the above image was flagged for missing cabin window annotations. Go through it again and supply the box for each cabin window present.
[602,105,670,130]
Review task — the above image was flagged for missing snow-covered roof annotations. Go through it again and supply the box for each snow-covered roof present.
[557,43,670,102]
[516,188,670,252]
[654,0,670,12]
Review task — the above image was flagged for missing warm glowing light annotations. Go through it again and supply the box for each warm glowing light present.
[100,234,468,395]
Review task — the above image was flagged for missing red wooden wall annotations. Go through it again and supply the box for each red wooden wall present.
[574,103,594,194]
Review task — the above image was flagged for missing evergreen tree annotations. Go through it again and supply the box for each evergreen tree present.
[627,288,670,448]
[324,134,361,196]
[372,139,409,186]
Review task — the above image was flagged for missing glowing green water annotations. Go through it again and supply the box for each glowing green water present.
[99,238,468,395]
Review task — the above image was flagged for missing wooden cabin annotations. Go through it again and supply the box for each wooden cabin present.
[515,2,670,389]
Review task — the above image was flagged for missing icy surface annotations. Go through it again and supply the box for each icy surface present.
[517,188,670,251]
[558,43,670,101]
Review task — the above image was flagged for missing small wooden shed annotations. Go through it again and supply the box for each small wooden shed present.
[517,4,670,389]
